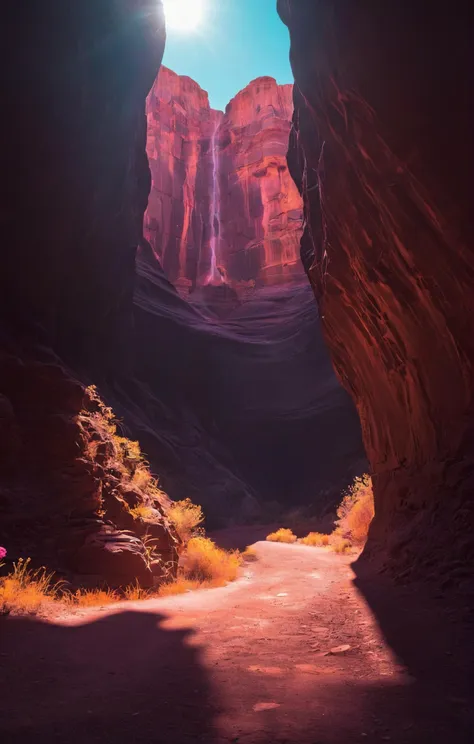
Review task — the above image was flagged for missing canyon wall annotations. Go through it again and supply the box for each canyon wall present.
[0,1,182,585]
[279,0,474,578]
[1,1,164,371]
[144,67,303,294]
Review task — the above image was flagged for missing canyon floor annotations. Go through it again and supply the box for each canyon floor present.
[1,533,473,743]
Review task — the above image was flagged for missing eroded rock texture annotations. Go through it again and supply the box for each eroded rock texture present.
[145,68,303,293]
[1,0,164,371]
[0,1,180,585]
[279,0,474,576]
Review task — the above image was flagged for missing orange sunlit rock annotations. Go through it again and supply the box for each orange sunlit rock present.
[144,67,303,294]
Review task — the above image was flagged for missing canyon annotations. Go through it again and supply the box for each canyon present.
[0,1,364,585]
[1,0,473,594]
[130,66,365,520]
[1,1,474,742]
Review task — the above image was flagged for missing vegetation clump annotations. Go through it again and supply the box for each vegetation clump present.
[300,473,374,553]
[299,532,330,547]
[335,473,374,546]
[266,528,297,544]
[0,558,63,615]
[168,498,204,543]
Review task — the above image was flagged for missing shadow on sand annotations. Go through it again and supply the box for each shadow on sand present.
[0,608,215,744]
[352,559,474,742]
[1,566,473,744]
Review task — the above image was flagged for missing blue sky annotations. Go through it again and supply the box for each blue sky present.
[162,0,293,111]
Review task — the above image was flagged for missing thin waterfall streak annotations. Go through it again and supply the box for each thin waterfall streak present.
[207,119,222,284]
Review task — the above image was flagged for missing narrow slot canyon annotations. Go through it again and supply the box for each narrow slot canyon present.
[1,2,473,743]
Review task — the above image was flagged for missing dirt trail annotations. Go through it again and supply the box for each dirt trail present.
[1,540,473,743]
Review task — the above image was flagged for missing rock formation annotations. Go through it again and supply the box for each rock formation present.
[279,0,474,578]
[1,0,164,372]
[145,67,303,294]
[0,0,366,586]
[0,1,180,585]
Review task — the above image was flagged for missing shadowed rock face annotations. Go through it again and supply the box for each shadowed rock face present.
[0,1,182,585]
[279,0,474,577]
[1,0,165,372]
[145,67,303,294]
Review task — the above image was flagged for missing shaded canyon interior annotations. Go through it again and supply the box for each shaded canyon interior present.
[0,0,473,590]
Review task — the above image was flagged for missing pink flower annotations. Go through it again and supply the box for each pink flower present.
[0,547,6,560]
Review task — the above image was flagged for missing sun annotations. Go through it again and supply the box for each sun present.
[162,0,205,33]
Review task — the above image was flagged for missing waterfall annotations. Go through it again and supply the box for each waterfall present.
[207,120,223,284]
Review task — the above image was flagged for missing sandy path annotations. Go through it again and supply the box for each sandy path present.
[1,541,473,743]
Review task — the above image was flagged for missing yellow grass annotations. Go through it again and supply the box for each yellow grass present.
[300,532,330,547]
[168,498,204,543]
[66,588,119,607]
[242,546,258,562]
[123,583,152,601]
[266,528,297,544]
[129,504,157,521]
[330,536,352,554]
[157,578,203,597]
[181,536,242,585]
[130,463,153,491]
[336,474,374,546]
[0,558,62,614]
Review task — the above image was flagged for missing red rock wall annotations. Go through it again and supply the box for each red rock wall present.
[144,68,303,293]
[279,0,474,578]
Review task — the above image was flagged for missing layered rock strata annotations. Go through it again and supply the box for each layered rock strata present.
[144,67,303,294]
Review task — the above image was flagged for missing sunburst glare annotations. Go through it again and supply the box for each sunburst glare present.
[162,0,205,33]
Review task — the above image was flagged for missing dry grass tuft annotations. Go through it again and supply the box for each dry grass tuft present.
[266,528,297,544]
[129,504,158,522]
[335,474,374,546]
[0,558,62,615]
[130,463,153,491]
[65,588,119,607]
[242,546,259,562]
[168,498,204,543]
[157,578,203,597]
[330,536,352,554]
[300,532,330,547]
[181,536,242,585]
[123,582,152,601]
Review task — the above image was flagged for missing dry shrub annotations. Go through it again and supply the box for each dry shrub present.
[181,536,241,585]
[266,528,297,544]
[242,546,258,562]
[123,583,152,601]
[130,463,153,491]
[157,578,203,597]
[336,474,374,546]
[0,558,62,614]
[300,532,330,547]
[66,588,119,607]
[168,498,204,543]
[330,536,352,554]
[129,504,158,522]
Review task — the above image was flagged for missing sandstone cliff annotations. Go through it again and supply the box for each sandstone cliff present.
[145,67,303,294]
[0,1,181,585]
[279,0,474,579]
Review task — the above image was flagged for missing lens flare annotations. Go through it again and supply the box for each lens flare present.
[162,0,204,33]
